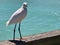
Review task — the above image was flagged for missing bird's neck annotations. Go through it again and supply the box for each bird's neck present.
[21,6,26,9]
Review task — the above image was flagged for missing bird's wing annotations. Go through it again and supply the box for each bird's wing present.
[9,8,23,21]
[6,8,24,26]
[12,8,23,16]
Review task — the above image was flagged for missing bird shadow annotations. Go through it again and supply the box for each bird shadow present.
[9,40,26,45]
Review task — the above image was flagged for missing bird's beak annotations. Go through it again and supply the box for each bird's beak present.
[26,5,27,7]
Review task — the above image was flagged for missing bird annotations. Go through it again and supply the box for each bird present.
[6,2,27,40]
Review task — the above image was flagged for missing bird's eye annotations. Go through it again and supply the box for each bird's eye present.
[24,4,25,5]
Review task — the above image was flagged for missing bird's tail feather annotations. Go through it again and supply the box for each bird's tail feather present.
[6,21,9,26]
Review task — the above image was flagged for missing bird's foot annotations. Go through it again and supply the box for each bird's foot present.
[20,37,22,41]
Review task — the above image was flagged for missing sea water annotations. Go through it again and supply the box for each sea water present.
[0,0,60,40]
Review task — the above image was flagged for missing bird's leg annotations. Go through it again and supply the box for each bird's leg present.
[13,24,17,40]
[18,23,22,40]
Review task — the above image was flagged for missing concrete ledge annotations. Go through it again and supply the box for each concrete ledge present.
[0,30,60,45]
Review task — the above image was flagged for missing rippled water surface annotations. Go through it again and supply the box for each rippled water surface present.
[0,0,60,40]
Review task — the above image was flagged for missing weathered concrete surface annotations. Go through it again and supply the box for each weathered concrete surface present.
[0,30,60,45]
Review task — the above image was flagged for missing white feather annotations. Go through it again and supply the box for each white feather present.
[6,2,27,26]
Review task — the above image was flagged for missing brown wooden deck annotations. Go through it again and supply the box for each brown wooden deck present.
[0,30,60,45]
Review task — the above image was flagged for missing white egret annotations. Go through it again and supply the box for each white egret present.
[6,2,27,40]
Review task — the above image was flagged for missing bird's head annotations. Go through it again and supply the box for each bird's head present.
[23,2,27,8]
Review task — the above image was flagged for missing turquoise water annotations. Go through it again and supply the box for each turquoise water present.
[0,0,60,40]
